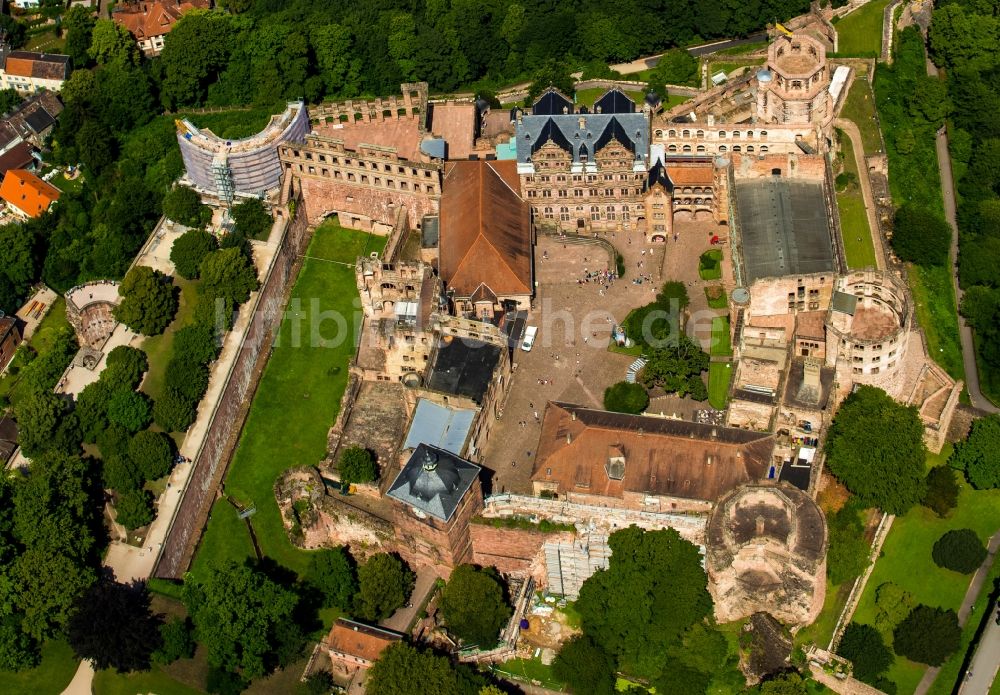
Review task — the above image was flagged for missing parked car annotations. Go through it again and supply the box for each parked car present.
[521,326,538,352]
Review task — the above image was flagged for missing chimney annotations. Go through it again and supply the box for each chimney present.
[571,411,576,421]
[596,105,602,114]
[562,105,569,115]
[755,515,765,536]
[578,116,586,130]
[566,431,572,444]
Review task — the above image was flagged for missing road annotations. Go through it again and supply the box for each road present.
[961,602,1000,695]
[915,531,1000,695]
[380,566,438,633]
[926,55,999,412]
[609,33,767,75]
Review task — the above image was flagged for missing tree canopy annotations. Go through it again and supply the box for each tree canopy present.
[440,565,512,648]
[824,386,927,514]
[113,266,179,336]
[170,229,218,280]
[339,446,377,485]
[575,526,714,681]
[890,205,952,267]
[836,623,893,686]
[893,605,961,666]
[932,528,987,573]
[950,413,1000,489]
[639,333,709,401]
[825,501,869,585]
[603,381,650,414]
[354,553,414,623]
[229,199,272,240]
[922,465,959,517]
[366,642,481,695]
[183,561,304,680]
[128,430,174,482]
[552,634,617,695]
[306,547,357,611]
[163,186,210,229]
[67,580,162,672]
[200,247,259,308]
[115,489,155,530]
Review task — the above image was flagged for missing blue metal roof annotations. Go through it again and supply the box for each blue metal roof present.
[403,399,476,455]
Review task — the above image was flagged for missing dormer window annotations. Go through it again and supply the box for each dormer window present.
[605,445,626,481]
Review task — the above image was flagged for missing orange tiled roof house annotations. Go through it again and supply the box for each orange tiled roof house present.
[0,169,59,218]
[113,0,212,56]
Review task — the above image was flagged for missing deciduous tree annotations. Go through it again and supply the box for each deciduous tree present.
[229,199,272,241]
[338,446,377,485]
[836,623,892,686]
[603,381,650,414]
[107,389,152,433]
[891,205,952,267]
[200,247,258,308]
[115,489,155,530]
[552,634,617,695]
[440,565,512,648]
[67,580,162,672]
[922,465,959,517]
[128,430,174,482]
[354,553,414,623]
[950,413,1000,489]
[932,528,987,573]
[893,606,961,666]
[306,547,357,611]
[366,642,476,695]
[163,187,210,230]
[171,229,217,280]
[13,390,65,457]
[153,618,196,665]
[113,266,178,336]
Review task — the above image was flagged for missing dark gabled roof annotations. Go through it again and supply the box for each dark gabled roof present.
[23,108,54,134]
[386,443,481,521]
[594,118,637,155]
[594,88,636,114]
[532,88,574,116]
[531,117,573,156]
[646,159,673,193]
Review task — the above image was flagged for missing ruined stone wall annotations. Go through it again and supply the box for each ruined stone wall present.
[154,201,312,579]
[747,273,835,317]
[297,175,438,230]
[732,152,827,180]
[470,524,569,583]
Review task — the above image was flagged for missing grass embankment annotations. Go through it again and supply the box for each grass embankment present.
[0,640,78,694]
[836,129,878,270]
[185,108,282,140]
[851,445,1000,694]
[190,221,383,580]
[833,0,892,57]
[840,77,883,154]
[708,363,732,410]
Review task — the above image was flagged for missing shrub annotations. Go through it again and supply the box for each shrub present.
[339,446,377,485]
[170,229,217,280]
[603,381,650,414]
[922,465,959,517]
[115,489,155,530]
[893,605,961,666]
[128,430,174,482]
[698,250,722,280]
[931,528,987,573]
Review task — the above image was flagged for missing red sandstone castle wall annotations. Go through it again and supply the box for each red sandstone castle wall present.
[470,524,571,586]
[299,177,438,230]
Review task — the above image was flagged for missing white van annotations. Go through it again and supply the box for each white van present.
[521,326,538,352]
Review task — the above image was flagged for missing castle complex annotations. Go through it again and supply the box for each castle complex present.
[176,22,961,638]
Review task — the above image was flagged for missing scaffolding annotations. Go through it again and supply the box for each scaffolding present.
[212,152,235,204]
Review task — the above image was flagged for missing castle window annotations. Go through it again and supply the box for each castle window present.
[719,131,726,138]
[668,130,676,137]
[696,130,704,138]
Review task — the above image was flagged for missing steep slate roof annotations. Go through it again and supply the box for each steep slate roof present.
[515,89,649,167]
[594,88,636,114]
[532,88,574,116]
[326,619,401,663]
[426,337,501,404]
[4,52,70,81]
[0,169,59,217]
[439,159,532,298]
[646,159,674,192]
[532,402,774,502]
[386,443,481,521]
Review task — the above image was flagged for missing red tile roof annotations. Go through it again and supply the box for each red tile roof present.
[113,0,210,41]
[0,169,59,218]
[326,619,401,664]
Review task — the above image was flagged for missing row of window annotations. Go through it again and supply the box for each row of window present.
[657,129,770,139]
[527,173,645,183]
[284,149,435,179]
[287,162,438,194]
[666,144,770,154]
[527,188,641,198]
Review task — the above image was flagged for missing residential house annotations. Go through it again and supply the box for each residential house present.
[0,50,70,94]
[0,169,59,218]
[325,618,401,678]
[113,0,213,56]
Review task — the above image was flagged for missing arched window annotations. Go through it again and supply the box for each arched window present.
[696,130,704,138]
[760,145,769,153]
[746,131,754,139]
[682,144,691,152]
[719,145,727,152]
[696,145,706,153]
[760,130,768,140]
[668,129,676,137]
[746,145,754,153]
[732,131,741,138]
[733,145,741,152]
[719,131,727,138]
[668,144,677,152]
[654,129,663,137]
[682,130,690,138]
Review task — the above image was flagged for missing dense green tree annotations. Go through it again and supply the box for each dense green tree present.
[185,561,304,679]
[836,623,893,685]
[128,431,174,482]
[603,381,650,414]
[12,548,96,641]
[826,501,869,585]
[306,547,357,611]
[116,489,155,530]
[0,221,39,314]
[552,634,617,695]
[164,358,209,403]
[102,453,142,493]
[440,565,512,648]
[650,48,699,87]
[339,446,377,485]
[932,529,987,573]
[639,334,709,401]
[153,389,198,433]
[893,606,961,666]
[0,89,22,116]
[200,247,258,307]
[824,386,926,514]
[159,11,234,109]
[575,526,712,680]
[76,119,116,174]
[366,642,479,695]
[303,671,334,695]
[13,390,65,457]
[89,19,140,65]
[922,465,959,517]
[104,346,149,391]
[97,424,132,463]
[163,187,211,230]
[229,199,272,240]
[114,266,179,336]
[354,553,414,623]
[950,413,1000,489]
[63,5,96,68]
[0,16,27,50]
[873,582,915,642]
[171,229,217,279]
[0,614,39,672]
[153,618,196,665]
[67,580,162,672]
[758,672,809,695]
[891,205,952,267]
[107,389,152,433]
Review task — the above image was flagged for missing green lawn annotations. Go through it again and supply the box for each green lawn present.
[140,277,200,408]
[0,639,78,694]
[25,30,65,53]
[708,362,732,410]
[699,250,723,281]
[840,78,883,155]
[190,223,385,579]
[834,0,892,56]
[852,445,1000,694]
[52,171,85,196]
[836,129,877,270]
[663,93,691,109]
[94,668,205,695]
[574,87,646,108]
[706,58,765,80]
[0,296,71,404]
[909,263,965,381]
[185,108,282,140]
[926,555,1000,695]
[495,657,567,691]
[705,286,728,309]
[796,579,848,650]
[711,316,732,357]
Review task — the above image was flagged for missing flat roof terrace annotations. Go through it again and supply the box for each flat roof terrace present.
[735,178,835,283]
